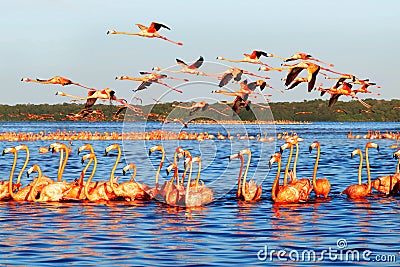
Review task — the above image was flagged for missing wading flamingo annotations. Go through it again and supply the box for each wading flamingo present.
[111,163,151,201]
[107,22,183,46]
[148,145,166,199]
[372,148,400,195]
[269,152,300,204]
[21,76,93,90]
[281,139,312,201]
[1,147,22,200]
[309,141,330,198]
[342,143,379,199]
[229,148,262,201]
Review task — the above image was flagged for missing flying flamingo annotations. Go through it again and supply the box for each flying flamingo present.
[282,61,344,92]
[217,50,282,68]
[115,73,187,93]
[21,76,93,90]
[107,22,183,46]
[56,88,143,114]
[218,67,271,87]
[284,52,335,67]
[371,149,400,195]
[269,152,301,204]
[153,56,214,77]
[342,143,379,199]
[172,101,229,116]
[229,148,262,201]
[309,141,331,198]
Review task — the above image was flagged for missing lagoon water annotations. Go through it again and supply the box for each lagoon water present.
[0,121,399,266]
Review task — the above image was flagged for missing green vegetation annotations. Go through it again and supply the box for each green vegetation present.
[0,98,399,122]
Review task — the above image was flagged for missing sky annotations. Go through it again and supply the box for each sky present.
[1,0,399,106]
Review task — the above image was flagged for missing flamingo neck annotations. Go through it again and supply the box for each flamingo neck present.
[85,156,97,201]
[59,147,68,182]
[16,147,29,185]
[365,148,372,191]
[29,167,42,201]
[293,143,299,181]
[236,155,244,199]
[110,146,121,183]
[185,161,193,205]
[129,165,137,182]
[58,150,64,181]
[312,146,320,187]
[271,159,281,202]
[357,152,363,185]
[283,145,293,186]
[8,151,18,199]
[79,158,93,185]
[241,153,251,194]
[195,160,201,188]
[155,149,165,186]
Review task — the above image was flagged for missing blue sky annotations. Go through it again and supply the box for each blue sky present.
[1,0,399,105]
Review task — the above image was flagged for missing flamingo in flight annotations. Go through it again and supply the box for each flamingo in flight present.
[317,82,372,109]
[284,52,335,67]
[282,61,344,92]
[218,67,271,87]
[172,101,228,116]
[56,88,143,115]
[217,50,281,68]
[107,22,183,46]
[115,72,187,93]
[21,76,93,90]
[153,56,214,77]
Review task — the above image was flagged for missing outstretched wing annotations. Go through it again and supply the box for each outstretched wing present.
[190,56,204,69]
[219,73,233,87]
[137,81,152,91]
[176,58,188,67]
[189,106,200,116]
[285,67,304,87]
[328,94,340,108]
[255,50,269,59]
[232,96,244,114]
[151,22,171,32]
[85,98,97,109]
[307,65,320,92]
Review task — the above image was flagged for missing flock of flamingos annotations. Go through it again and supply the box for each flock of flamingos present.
[3,21,396,207]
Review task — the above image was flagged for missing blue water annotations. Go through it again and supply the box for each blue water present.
[0,121,399,266]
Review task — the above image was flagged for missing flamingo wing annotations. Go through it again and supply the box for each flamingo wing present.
[219,73,233,87]
[139,71,152,76]
[115,106,127,117]
[176,58,188,67]
[328,94,340,107]
[136,24,148,31]
[150,22,171,32]
[287,79,304,90]
[190,56,204,69]
[233,70,243,82]
[285,67,304,87]
[189,106,201,116]
[136,81,152,91]
[232,96,244,114]
[255,50,269,59]
[85,98,97,109]
[307,65,320,92]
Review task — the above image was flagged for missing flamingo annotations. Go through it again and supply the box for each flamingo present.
[147,145,167,200]
[342,143,379,199]
[56,88,143,114]
[177,155,213,207]
[25,164,47,201]
[309,141,331,198]
[111,163,151,201]
[269,152,301,204]
[1,147,22,200]
[172,101,229,116]
[229,148,262,201]
[217,50,282,68]
[284,52,335,67]
[62,153,96,200]
[372,149,400,195]
[115,73,186,93]
[107,22,183,46]
[21,76,93,90]
[153,56,214,77]
[218,67,271,87]
[281,139,312,201]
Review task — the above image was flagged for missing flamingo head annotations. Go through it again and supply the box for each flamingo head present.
[393,149,400,159]
[309,141,320,153]
[366,142,379,152]
[105,143,120,156]
[216,56,224,60]
[81,153,95,164]
[27,164,40,177]
[122,163,136,176]
[351,148,362,158]
[269,152,281,168]
[106,30,117,35]
[152,66,162,71]
[280,142,292,153]
[78,144,93,155]
[149,145,164,156]
[2,147,16,156]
